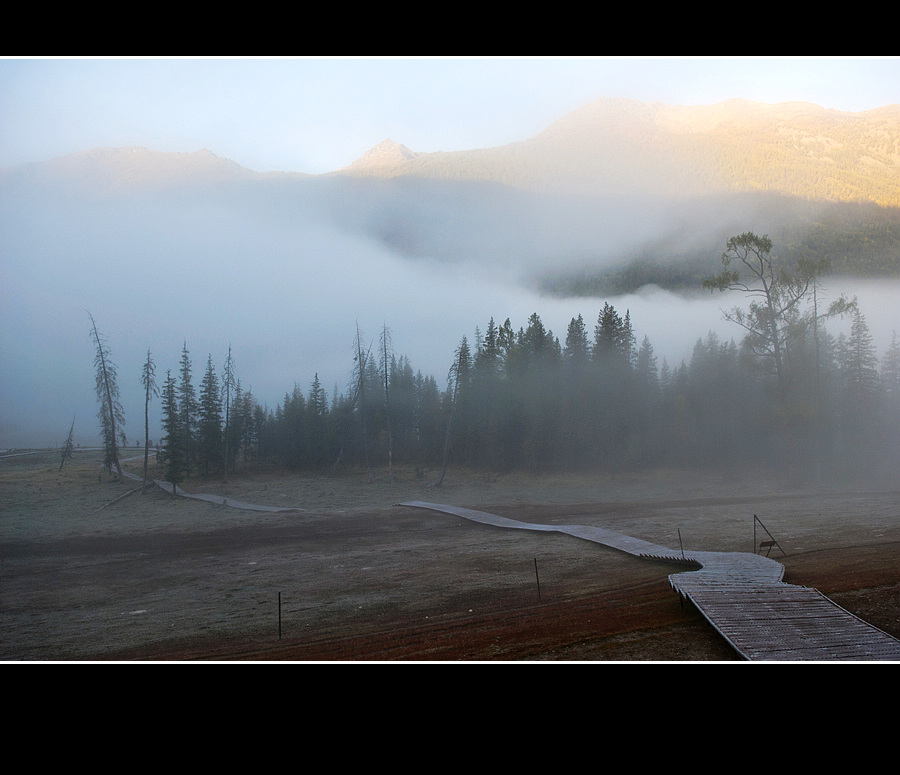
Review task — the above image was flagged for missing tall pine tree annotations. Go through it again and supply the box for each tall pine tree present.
[177,343,198,476]
[140,348,158,491]
[160,369,185,494]
[198,354,224,475]
[221,345,237,482]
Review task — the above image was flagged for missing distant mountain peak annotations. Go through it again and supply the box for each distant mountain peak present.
[346,139,419,171]
[0,145,267,196]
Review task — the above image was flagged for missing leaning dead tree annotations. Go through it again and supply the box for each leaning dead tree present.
[89,312,126,482]
[58,414,76,472]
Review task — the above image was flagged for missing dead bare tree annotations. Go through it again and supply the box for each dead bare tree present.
[58,415,76,472]
[433,348,463,488]
[354,323,374,483]
[380,322,394,481]
[88,312,125,482]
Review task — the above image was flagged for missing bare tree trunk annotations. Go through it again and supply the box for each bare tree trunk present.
[381,323,394,482]
[221,345,235,484]
[59,415,76,472]
[355,323,374,483]
[433,362,460,488]
[89,313,124,482]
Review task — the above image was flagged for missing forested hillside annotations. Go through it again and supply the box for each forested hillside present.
[537,194,900,296]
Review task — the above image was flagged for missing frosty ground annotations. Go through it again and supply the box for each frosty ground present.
[2,449,898,661]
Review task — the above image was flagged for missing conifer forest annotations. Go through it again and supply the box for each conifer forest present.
[96,234,900,491]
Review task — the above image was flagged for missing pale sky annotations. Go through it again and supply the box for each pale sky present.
[2,56,898,174]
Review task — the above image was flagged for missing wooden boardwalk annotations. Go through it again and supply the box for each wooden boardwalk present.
[400,501,900,661]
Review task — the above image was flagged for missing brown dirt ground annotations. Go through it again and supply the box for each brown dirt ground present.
[2,450,898,662]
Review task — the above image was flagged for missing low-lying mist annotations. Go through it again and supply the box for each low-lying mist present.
[1,173,897,459]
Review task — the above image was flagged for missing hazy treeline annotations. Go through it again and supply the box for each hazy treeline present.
[148,298,900,489]
[292,302,898,485]
[130,242,900,489]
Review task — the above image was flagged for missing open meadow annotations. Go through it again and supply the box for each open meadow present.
[2,448,899,661]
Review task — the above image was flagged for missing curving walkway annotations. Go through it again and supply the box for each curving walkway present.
[121,469,302,513]
[400,501,900,661]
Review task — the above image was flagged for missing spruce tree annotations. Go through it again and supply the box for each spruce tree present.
[140,348,158,491]
[593,302,632,366]
[565,314,590,369]
[198,354,224,475]
[881,332,900,405]
[177,343,198,475]
[221,345,237,481]
[476,317,502,377]
[844,305,879,399]
[225,379,244,473]
[160,370,185,493]
[307,372,329,470]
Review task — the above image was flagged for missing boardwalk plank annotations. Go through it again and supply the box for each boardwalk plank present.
[400,501,900,661]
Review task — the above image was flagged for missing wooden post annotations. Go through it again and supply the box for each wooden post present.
[754,514,786,557]
[534,558,541,603]
[278,592,282,639]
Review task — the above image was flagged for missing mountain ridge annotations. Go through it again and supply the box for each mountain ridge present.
[6,97,899,207]
[1,145,309,195]
[337,98,900,207]
[3,98,899,296]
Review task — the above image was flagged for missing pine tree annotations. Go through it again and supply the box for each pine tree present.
[140,348,158,491]
[160,370,185,493]
[879,331,900,470]
[221,344,237,481]
[622,310,637,367]
[881,331,900,405]
[476,317,502,377]
[593,303,633,367]
[564,314,590,370]
[593,303,619,361]
[240,385,259,466]
[198,354,224,475]
[307,372,329,470]
[177,343,198,475]
[225,379,245,472]
[635,335,659,390]
[843,306,879,399]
